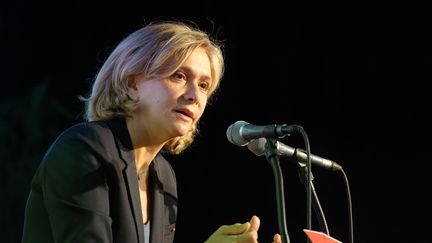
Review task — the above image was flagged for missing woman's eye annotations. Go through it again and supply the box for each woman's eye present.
[172,72,186,81]
[199,82,210,91]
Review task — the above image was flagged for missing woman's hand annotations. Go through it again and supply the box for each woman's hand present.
[205,215,260,243]
[272,233,282,243]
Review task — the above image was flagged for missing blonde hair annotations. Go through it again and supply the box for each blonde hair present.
[81,21,224,154]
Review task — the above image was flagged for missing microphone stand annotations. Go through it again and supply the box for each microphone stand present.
[298,166,330,235]
[264,139,291,243]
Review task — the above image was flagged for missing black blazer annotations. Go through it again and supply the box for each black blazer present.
[21,118,178,243]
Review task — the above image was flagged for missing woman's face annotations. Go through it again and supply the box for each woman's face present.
[131,47,212,142]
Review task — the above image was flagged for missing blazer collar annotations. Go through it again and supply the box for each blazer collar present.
[106,117,144,242]
[105,116,174,193]
[106,117,135,165]
[106,117,177,243]
[149,154,178,243]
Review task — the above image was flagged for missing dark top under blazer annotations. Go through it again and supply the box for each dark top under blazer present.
[21,117,178,243]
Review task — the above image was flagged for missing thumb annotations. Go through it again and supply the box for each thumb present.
[247,215,260,233]
[273,233,282,243]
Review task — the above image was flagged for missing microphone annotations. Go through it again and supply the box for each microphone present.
[247,137,342,171]
[226,120,300,146]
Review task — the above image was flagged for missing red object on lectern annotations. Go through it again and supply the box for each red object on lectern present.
[303,229,342,243]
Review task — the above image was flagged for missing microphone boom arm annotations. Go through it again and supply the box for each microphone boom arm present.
[264,139,291,243]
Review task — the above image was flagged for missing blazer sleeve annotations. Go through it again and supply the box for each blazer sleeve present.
[37,125,113,242]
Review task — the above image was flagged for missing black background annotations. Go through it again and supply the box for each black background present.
[1,1,431,243]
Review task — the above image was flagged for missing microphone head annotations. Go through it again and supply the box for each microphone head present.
[246,138,267,156]
[226,120,250,146]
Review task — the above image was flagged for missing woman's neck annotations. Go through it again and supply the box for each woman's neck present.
[134,146,158,172]
[126,116,166,174]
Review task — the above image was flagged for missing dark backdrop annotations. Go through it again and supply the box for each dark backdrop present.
[1,1,431,243]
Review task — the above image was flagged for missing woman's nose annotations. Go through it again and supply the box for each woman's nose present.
[183,83,198,103]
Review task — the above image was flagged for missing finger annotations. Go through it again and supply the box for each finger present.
[273,233,282,243]
[217,222,250,235]
[247,215,260,233]
[234,231,259,243]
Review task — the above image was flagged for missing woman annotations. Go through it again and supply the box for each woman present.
[21,20,281,243]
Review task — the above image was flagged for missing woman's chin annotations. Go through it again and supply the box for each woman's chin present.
[170,125,191,137]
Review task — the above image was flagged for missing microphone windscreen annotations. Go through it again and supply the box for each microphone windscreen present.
[226,120,249,146]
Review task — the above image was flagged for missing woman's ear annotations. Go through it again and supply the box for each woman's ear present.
[127,76,139,99]
[127,75,139,90]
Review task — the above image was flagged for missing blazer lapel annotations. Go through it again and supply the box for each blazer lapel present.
[149,154,178,243]
[106,118,177,243]
[124,163,144,242]
[106,118,144,243]
[149,160,164,243]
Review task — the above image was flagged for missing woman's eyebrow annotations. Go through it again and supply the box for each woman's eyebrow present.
[178,66,211,81]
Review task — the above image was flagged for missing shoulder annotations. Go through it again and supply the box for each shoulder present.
[57,120,112,142]
[40,120,116,176]
[48,120,115,154]
[30,121,115,193]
